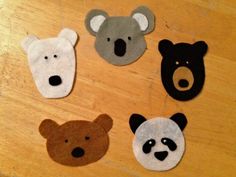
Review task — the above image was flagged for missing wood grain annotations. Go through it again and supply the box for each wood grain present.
[0,0,236,177]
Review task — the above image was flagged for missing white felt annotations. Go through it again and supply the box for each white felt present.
[58,28,78,46]
[132,13,149,31]
[90,15,106,33]
[21,28,77,98]
[21,35,38,53]
[133,117,185,171]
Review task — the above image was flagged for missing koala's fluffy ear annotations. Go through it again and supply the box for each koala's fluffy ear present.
[21,35,38,53]
[85,9,108,36]
[192,41,208,57]
[58,28,78,46]
[129,113,147,134]
[94,114,113,132]
[158,39,173,57]
[131,6,155,34]
[170,113,188,131]
[39,119,59,139]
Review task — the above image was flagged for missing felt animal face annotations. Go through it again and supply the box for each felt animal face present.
[158,39,208,101]
[85,6,155,66]
[39,114,113,166]
[129,113,187,171]
[21,28,78,98]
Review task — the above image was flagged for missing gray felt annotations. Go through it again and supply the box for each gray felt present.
[85,6,155,66]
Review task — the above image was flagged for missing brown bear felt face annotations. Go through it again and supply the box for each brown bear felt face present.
[39,114,113,166]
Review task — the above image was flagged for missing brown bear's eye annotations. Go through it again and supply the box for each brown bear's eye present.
[128,36,131,40]
[85,136,90,140]
[44,56,48,60]
[65,139,68,143]
[107,38,110,42]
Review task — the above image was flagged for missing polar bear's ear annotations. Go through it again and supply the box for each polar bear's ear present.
[58,28,78,46]
[21,35,38,53]
[39,119,59,139]
[85,9,108,36]
[131,6,155,34]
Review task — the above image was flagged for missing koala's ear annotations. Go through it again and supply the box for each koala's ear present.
[131,6,155,34]
[94,114,113,132]
[58,28,78,46]
[158,39,173,57]
[39,119,59,139]
[85,9,108,36]
[129,114,147,134]
[170,113,188,131]
[192,41,208,57]
[21,35,38,53]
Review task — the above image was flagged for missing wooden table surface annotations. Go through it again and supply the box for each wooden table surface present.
[0,0,236,177]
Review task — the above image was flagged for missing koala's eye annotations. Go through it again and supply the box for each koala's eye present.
[54,55,58,58]
[142,139,156,154]
[107,38,110,42]
[128,36,131,40]
[175,61,179,65]
[65,139,68,143]
[44,56,48,60]
[85,136,90,140]
[186,61,189,64]
[161,138,177,151]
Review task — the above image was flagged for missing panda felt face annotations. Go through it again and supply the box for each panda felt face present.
[85,6,155,66]
[129,113,187,171]
[21,28,78,98]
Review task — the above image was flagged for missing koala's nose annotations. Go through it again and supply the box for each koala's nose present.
[114,39,126,57]
[49,75,62,86]
[71,147,85,158]
[178,79,189,88]
[154,151,168,161]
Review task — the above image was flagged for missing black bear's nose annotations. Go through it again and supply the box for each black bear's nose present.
[178,79,189,88]
[49,75,62,86]
[154,151,168,161]
[71,147,85,158]
[114,38,126,57]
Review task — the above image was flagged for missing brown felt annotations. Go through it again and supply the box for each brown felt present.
[39,114,113,166]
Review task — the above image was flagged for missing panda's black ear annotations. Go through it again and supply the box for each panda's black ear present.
[158,39,173,57]
[192,41,208,57]
[129,114,147,134]
[170,113,188,131]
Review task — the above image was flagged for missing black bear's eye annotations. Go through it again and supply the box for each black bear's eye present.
[107,38,110,42]
[44,56,48,60]
[161,138,177,151]
[142,139,156,154]
[186,61,189,64]
[54,54,58,58]
[128,36,131,40]
[85,136,90,140]
[65,139,68,143]
[175,61,179,65]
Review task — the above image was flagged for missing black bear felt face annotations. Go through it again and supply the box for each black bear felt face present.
[158,39,208,101]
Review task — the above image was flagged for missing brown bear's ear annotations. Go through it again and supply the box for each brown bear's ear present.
[94,114,113,133]
[39,119,59,139]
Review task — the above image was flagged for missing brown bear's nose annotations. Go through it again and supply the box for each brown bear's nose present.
[71,147,85,158]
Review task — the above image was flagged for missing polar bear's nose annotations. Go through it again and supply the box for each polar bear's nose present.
[49,75,62,86]
[114,39,126,57]
[71,147,85,158]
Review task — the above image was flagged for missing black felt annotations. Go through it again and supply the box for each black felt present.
[114,39,126,57]
[142,139,156,154]
[49,75,62,86]
[158,39,208,101]
[169,113,187,131]
[161,138,177,151]
[71,147,85,158]
[154,151,168,161]
[129,114,147,134]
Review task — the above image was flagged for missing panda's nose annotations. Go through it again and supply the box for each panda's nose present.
[114,39,126,57]
[71,147,85,158]
[49,75,62,86]
[154,151,168,161]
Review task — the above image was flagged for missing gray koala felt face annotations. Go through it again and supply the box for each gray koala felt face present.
[21,28,78,98]
[85,6,155,66]
[129,113,187,171]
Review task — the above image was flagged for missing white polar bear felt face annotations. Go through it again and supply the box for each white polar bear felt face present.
[129,113,188,171]
[21,28,78,98]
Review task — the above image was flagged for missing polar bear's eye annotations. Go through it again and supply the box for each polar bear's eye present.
[128,36,131,40]
[44,56,48,60]
[54,55,58,58]
[107,38,110,42]
[142,139,156,154]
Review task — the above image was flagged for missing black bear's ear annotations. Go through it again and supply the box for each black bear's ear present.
[129,114,147,134]
[192,41,208,57]
[158,39,173,57]
[170,113,188,131]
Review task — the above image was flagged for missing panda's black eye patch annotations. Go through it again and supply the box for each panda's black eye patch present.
[142,139,156,154]
[161,138,177,151]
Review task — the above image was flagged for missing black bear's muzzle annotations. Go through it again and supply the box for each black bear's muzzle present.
[114,39,126,57]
